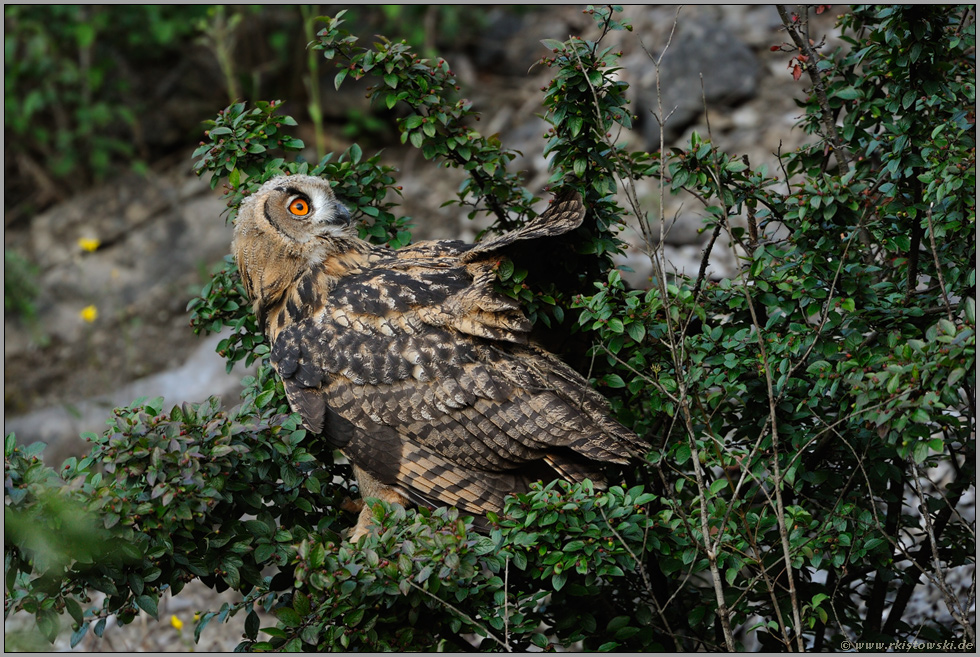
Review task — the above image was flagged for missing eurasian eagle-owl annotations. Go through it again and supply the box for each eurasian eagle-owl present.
[232,174,647,539]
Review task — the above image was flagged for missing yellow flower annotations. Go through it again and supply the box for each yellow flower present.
[78,238,101,253]
[171,615,184,631]
[80,305,98,323]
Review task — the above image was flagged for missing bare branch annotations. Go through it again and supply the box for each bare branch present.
[775,4,850,175]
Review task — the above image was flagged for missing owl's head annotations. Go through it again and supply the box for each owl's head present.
[233,174,356,305]
[236,174,353,243]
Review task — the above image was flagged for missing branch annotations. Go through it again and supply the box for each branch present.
[775,5,850,175]
[924,203,956,322]
[406,580,511,651]
[727,217,806,651]
[907,461,976,642]
[599,506,684,651]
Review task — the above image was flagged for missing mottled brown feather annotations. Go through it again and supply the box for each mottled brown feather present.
[232,175,648,539]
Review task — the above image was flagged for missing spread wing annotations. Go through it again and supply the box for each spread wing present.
[268,189,645,515]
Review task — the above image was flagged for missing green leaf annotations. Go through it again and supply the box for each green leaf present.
[912,440,930,464]
[70,622,90,649]
[245,610,260,640]
[293,591,311,616]
[627,321,645,343]
[348,142,362,165]
[709,478,728,495]
[836,86,861,100]
[604,374,626,388]
[947,368,966,388]
[540,38,566,52]
[274,607,303,628]
[806,360,831,374]
[254,543,276,563]
[135,594,158,619]
[65,597,84,625]
[37,609,59,643]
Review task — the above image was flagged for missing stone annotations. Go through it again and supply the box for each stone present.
[630,15,760,148]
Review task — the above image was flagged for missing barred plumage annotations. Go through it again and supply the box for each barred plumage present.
[233,174,647,539]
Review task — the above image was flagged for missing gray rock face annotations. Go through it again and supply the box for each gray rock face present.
[4,162,244,461]
[26,170,231,346]
[3,330,248,467]
[630,16,760,149]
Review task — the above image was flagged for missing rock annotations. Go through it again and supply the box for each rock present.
[3,158,237,460]
[3,330,249,467]
[629,15,760,148]
[467,6,590,78]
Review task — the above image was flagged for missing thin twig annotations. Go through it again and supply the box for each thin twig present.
[677,398,738,650]
[599,507,684,651]
[503,556,511,651]
[571,12,696,646]
[809,414,974,637]
[775,5,849,174]
[908,461,976,641]
[406,580,511,651]
[724,199,806,649]
[924,203,955,322]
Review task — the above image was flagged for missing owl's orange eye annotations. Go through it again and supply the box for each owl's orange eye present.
[288,198,310,216]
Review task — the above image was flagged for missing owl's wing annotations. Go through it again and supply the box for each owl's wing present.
[461,187,585,261]
[270,266,642,516]
[267,187,645,515]
[391,188,585,263]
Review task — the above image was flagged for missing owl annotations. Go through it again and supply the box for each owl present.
[233,174,647,540]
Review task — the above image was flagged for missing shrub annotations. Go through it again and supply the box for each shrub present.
[5,5,975,651]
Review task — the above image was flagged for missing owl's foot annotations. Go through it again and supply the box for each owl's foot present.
[339,496,364,513]
[347,503,375,543]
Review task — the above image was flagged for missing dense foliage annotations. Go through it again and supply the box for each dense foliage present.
[5,5,975,651]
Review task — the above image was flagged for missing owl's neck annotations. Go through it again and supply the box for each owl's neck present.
[259,239,385,343]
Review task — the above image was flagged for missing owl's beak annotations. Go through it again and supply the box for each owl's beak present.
[332,202,353,226]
